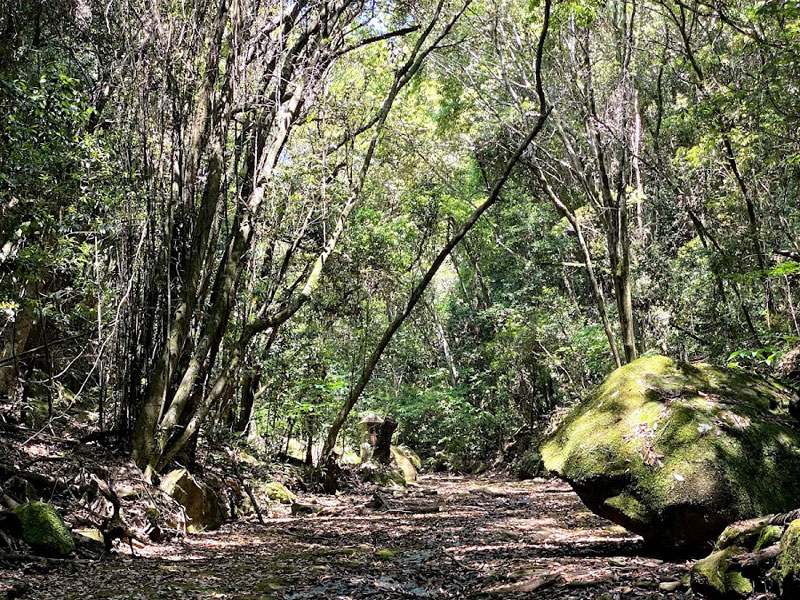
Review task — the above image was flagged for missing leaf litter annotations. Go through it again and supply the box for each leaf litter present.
[1,475,696,599]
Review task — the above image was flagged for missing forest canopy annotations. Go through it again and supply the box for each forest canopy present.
[2,0,800,473]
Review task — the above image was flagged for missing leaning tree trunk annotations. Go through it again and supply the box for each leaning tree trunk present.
[319,0,553,461]
[530,163,622,367]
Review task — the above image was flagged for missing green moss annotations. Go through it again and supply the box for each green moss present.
[691,548,752,599]
[388,469,406,485]
[14,501,74,557]
[22,397,50,427]
[517,448,546,479]
[255,577,286,592]
[754,525,784,551]
[263,481,296,504]
[541,355,800,550]
[604,494,647,522]
[692,550,728,595]
[774,519,800,592]
[360,462,406,486]
[715,517,771,550]
[374,549,398,560]
[274,544,373,563]
[724,571,753,596]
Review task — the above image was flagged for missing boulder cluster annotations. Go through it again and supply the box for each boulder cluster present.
[691,513,800,598]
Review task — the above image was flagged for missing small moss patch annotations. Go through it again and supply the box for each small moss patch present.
[754,525,784,551]
[715,517,771,550]
[725,571,753,597]
[255,577,286,592]
[691,547,752,599]
[604,494,647,523]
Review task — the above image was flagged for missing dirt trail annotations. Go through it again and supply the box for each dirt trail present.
[2,475,695,599]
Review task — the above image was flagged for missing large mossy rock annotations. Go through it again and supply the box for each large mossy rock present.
[541,355,800,551]
[14,501,74,557]
[160,468,227,532]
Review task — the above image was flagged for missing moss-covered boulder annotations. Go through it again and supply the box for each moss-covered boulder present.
[774,519,800,596]
[541,355,800,551]
[160,468,227,532]
[262,481,296,504]
[390,446,419,482]
[14,501,74,557]
[397,445,422,469]
[359,461,406,486]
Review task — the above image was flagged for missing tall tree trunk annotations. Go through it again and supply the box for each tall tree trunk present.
[427,301,459,384]
[131,0,233,467]
[235,372,260,433]
[580,25,637,363]
[0,303,36,396]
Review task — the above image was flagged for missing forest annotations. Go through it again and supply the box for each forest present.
[1,0,800,597]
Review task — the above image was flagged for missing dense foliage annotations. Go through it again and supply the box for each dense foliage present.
[1,0,799,471]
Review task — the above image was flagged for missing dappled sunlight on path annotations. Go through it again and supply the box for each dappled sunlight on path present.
[1,475,695,599]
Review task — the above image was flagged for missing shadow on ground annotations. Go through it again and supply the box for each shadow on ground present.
[0,475,696,599]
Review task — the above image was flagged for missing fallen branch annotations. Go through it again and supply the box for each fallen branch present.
[389,503,441,514]
[0,552,95,565]
[769,508,800,526]
[729,544,781,573]
[0,463,70,494]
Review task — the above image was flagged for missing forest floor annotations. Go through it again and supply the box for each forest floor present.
[0,474,697,600]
